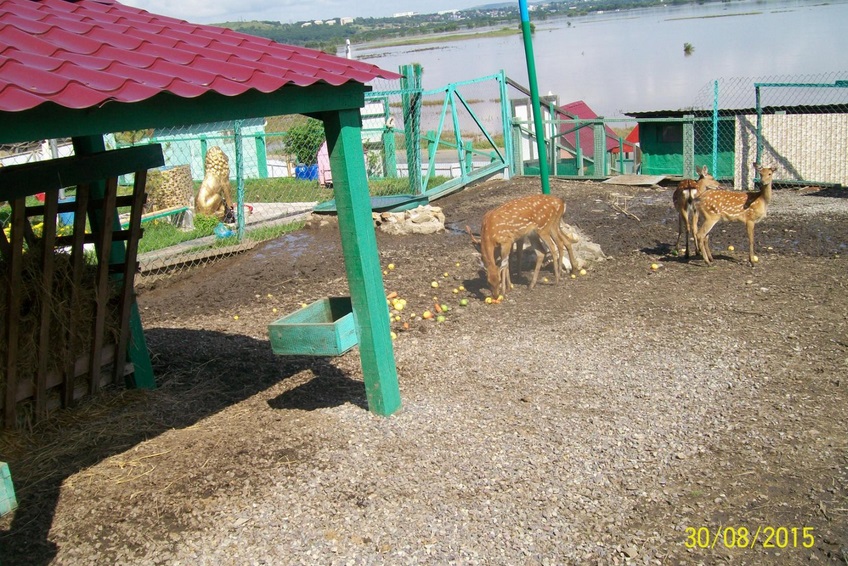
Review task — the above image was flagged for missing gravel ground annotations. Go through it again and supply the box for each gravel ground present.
[1,177,847,565]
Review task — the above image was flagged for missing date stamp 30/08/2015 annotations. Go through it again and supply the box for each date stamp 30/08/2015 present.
[685,526,815,550]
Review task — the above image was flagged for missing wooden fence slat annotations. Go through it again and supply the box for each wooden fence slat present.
[3,198,26,428]
[113,170,148,384]
[62,184,91,408]
[88,178,118,395]
[35,190,59,420]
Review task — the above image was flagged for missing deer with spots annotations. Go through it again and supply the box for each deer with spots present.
[694,163,775,266]
[475,194,578,297]
[672,165,720,257]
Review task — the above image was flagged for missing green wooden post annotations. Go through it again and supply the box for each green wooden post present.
[499,71,515,178]
[512,122,524,176]
[383,128,397,179]
[255,133,268,179]
[320,109,401,416]
[71,136,155,388]
[683,115,695,178]
[575,122,584,177]
[234,120,245,239]
[593,120,606,176]
[400,64,423,195]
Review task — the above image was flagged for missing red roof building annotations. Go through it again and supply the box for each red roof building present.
[556,100,634,157]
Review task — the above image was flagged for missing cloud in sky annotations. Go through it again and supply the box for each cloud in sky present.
[119,0,485,25]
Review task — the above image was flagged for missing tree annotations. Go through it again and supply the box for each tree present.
[283,118,325,165]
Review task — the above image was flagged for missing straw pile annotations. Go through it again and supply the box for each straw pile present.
[0,244,122,427]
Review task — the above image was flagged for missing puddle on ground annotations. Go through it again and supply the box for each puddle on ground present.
[254,232,315,261]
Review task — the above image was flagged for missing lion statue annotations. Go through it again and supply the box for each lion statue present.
[195,146,235,222]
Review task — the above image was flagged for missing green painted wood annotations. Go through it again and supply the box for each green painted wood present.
[0,145,164,201]
[0,85,369,145]
[0,461,17,516]
[400,64,423,196]
[319,108,401,417]
[269,297,358,356]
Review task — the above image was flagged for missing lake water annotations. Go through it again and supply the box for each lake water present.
[352,0,848,119]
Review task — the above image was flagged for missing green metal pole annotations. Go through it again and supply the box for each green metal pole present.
[234,120,245,240]
[519,0,550,194]
[755,84,763,166]
[320,108,402,417]
[712,80,719,176]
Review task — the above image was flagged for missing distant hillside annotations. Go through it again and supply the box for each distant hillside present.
[216,0,743,53]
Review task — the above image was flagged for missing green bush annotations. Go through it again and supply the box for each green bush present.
[282,118,325,165]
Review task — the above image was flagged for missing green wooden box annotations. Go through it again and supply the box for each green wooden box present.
[268,297,358,356]
[0,461,17,517]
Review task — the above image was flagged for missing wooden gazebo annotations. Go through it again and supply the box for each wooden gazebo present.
[0,0,403,427]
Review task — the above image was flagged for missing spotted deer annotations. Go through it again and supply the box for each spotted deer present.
[672,165,720,257]
[476,194,578,297]
[695,163,775,266]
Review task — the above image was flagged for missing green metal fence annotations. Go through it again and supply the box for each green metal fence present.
[98,68,513,276]
[690,72,848,189]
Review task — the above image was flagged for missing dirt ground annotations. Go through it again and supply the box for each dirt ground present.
[1,175,847,564]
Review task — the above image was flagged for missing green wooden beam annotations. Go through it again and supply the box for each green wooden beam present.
[0,84,369,145]
[319,108,401,417]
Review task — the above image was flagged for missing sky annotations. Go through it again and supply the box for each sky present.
[119,0,489,25]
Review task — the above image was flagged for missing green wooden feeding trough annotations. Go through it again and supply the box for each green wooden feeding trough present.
[269,297,358,356]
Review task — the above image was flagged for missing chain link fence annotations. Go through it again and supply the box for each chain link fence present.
[690,71,848,189]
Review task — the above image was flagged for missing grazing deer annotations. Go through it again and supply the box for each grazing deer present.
[467,227,551,294]
[695,163,775,266]
[672,165,720,257]
[476,194,578,297]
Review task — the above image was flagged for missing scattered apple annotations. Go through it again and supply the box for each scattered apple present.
[388,263,396,270]
[571,274,577,279]
[579,268,587,276]
[458,285,465,291]
[422,310,433,319]
[441,304,450,312]
[650,263,659,271]
[272,308,278,313]
[436,315,446,323]
[233,315,239,320]
[485,297,493,304]
[459,298,469,306]
[453,288,459,294]
[752,255,759,263]
[728,245,735,251]
[431,281,439,288]
[390,331,397,340]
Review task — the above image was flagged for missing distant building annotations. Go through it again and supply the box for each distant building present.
[339,17,354,25]
[392,12,415,17]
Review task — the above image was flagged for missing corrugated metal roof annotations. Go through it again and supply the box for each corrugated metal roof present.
[0,0,402,113]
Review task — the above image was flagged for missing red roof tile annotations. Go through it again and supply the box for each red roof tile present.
[0,0,402,112]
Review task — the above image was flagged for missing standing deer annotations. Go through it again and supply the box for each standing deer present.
[672,165,720,257]
[695,163,775,266]
[476,194,578,297]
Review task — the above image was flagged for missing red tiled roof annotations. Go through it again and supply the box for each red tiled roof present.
[557,100,634,156]
[0,0,402,112]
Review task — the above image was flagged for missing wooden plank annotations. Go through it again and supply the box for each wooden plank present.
[62,184,91,408]
[3,198,26,428]
[320,108,401,417]
[0,145,165,201]
[35,190,59,420]
[113,170,147,384]
[88,177,118,395]
[17,343,123,403]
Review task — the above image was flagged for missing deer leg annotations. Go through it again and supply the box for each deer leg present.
[690,205,700,255]
[527,247,546,289]
[696,216,719,265]
[746,220,757,266]
[538,232,561,283]
[676,211,687,256]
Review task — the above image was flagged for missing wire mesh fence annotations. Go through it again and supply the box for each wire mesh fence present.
[690,71,848,189]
